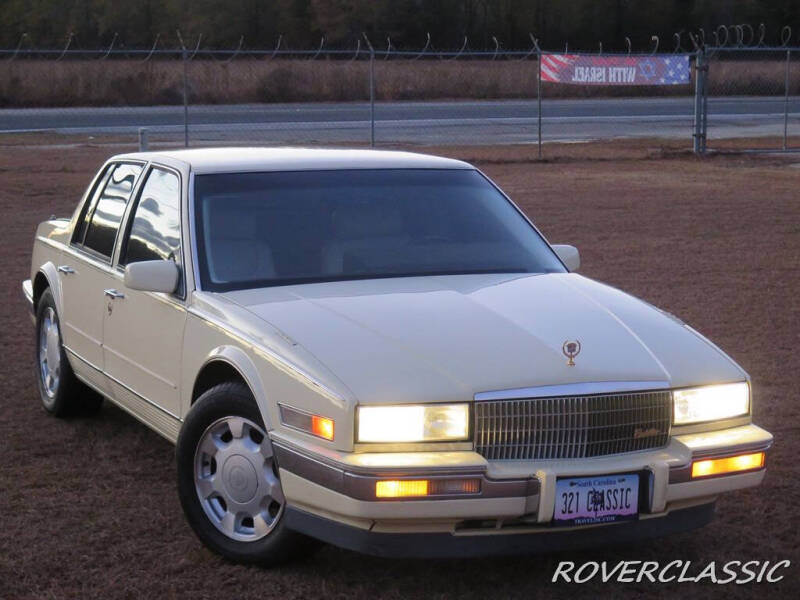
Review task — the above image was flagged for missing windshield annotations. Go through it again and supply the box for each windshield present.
[193,168,565,291]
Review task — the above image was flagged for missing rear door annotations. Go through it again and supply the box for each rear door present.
[102,165,187,422]
[59,162,144,391]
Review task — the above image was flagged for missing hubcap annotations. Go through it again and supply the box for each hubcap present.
[194,416,285,542]
[38,307,61,399]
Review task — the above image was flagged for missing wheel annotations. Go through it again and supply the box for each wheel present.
[35,288,103,416]
[176,382,314,565]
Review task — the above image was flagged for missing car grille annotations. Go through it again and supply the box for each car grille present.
[474,390,671,460]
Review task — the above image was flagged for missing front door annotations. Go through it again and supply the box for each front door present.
[102,166,187,421]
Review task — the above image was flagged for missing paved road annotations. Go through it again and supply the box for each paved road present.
[2,97,799,144]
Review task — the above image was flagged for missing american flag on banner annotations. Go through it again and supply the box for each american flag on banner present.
[540,54,691,86]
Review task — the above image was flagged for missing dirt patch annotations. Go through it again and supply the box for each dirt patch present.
[0,139,798,599]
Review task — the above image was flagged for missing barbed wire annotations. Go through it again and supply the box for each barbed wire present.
[2,23,799,60]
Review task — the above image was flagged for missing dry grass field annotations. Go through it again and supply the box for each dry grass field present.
[0,137,798,599]
[2,57,797,107]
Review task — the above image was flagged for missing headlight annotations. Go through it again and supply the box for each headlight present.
[357,404,470,443]
[673,382,750,425]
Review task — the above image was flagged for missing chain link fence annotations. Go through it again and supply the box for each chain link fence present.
[1,46,798,154]
[701,47,800,152]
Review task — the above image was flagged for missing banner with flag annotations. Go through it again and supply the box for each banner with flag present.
[540,54,691,86]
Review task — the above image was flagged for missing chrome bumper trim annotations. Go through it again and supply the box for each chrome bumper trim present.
[22,279,34,316]
[474,380,671,401]
[273,443,539,502]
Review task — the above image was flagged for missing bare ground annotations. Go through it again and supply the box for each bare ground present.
[0,137,798,599]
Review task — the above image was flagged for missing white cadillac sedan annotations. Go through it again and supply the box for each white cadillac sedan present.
[24,148,772,563]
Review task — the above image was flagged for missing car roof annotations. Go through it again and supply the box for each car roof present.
[113,147,473,174]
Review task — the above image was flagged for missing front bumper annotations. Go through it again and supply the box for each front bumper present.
[22,279,35,323]
[274,423,771,555]
[285,501,716,558]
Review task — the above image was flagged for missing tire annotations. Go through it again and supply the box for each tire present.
[35,288,103,417]
[176,382,314,565]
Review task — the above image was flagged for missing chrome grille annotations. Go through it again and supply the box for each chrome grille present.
[474,390,671,460]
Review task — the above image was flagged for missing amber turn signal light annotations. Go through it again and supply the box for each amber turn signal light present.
[278,404,334,441]
[375,478,481,499]
[691,452,765,479]
[376,480,429,498]
[311,415,335,441]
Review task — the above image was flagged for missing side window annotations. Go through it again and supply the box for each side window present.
[72,165,112,245]
[121,167,183,294]
[82,163,143,259]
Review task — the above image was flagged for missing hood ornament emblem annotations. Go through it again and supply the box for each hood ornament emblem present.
[562,340,581,366]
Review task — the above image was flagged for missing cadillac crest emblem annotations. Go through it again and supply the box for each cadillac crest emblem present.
[562,340,581,366]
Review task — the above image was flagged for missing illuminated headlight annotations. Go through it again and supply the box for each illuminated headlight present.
[357,404,470,443]
[673,382,750,425]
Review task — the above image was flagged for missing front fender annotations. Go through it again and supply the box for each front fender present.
[35,262,64,315]
[194,345,274,430]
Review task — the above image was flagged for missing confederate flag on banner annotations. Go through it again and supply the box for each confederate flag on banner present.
[540,54,691,86]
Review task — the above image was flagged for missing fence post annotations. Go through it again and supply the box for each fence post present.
[138,127,149,151]
[182,48,189,148]
[693,49,707,154]
[701,55,708,154]
[369,47,375,148]
[362,33,375,148]
[784,49,790,151]
[537,49,542,159]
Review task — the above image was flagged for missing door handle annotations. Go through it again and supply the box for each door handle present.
[57,265,75,274]
[103,289,125,299]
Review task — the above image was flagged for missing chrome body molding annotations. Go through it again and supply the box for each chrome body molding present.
[104,369,183,422]
[65,344,183,423]
[63,344,104,374]
[474,380,671,402]
[187,172,203,293]
[272,442,539,502]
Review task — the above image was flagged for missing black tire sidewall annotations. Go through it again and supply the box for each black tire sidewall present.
[176,382,309,565]
[34,288,74,415]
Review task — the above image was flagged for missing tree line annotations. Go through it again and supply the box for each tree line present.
[1,0,798,51]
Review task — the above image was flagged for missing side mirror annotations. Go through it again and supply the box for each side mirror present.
[124,260,179,294]
[552,244,580,272]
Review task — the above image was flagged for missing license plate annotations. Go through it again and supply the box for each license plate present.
[553,474,639,526]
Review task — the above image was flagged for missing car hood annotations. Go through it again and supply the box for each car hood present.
[222,273,746,404]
